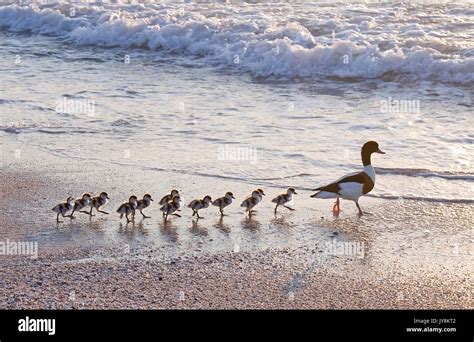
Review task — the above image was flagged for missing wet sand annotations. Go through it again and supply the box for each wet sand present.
[0,141,472,309]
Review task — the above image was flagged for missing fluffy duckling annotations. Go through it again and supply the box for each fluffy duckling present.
[136,194,153,218]
[160,195,182,221]
[271,188,297,213]
[212,192,235,216]
[70,193,92,218]
[52,196,74,222]
[187,195,212,219]
[89,192,110,216]
[240,189,265,217]
[117,195,138,223]
[159,189,179,205]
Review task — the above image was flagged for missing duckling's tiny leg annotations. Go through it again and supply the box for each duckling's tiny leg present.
[274,204,279,214]
[219,208,227,217]
[196,211,203,219]
[355,202,363,216]
[126,213,131,223]
[89,207,94,216]
[80,210,91,215]
[162,212,165,218]
[70,209,76,219]
[192,210,196,216]
[140,209,150,219]
[120,213,124,219]
[56,213,62,223]
[164,213,169,221]
[283,205,295,211]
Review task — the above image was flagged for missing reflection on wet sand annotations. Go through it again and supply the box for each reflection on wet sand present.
[214,217,230,235]
[270,214,292,228]
[118,221,136,236]
[189,219,208,237]
[159,220,178,243]
[138,219,152,235]
[241,216,261,232]
[86,218,108,232]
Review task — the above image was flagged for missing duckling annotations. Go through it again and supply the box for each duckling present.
[52,196,74,222]
[70,193,92,218]
[160,195,182,221]
[159,189,179,205]
[187,195,212,219]
[271,188,297,213]
[136,194,153,218]
[240,189,265,217]
[89,192,110,216]
[212,192,235,216]
[117,195,138,223]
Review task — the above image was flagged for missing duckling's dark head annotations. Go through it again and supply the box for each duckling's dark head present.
[288,188,297,195]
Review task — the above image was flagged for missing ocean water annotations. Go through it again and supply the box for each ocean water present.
[0,0,473,203]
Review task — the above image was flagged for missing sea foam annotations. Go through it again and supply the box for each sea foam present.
[0,2,473,83]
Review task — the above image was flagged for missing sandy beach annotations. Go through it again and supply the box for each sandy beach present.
[1,139,472,309]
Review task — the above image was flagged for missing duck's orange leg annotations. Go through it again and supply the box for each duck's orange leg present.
[332,197,340,213]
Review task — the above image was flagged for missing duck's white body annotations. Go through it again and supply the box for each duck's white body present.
[315,165,375,202]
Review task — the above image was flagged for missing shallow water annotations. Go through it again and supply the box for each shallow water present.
[0,1,473,202]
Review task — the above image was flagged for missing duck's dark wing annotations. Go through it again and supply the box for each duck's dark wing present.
[313,172,373,194]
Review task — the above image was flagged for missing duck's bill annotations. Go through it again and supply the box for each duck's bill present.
[376,148,385,154]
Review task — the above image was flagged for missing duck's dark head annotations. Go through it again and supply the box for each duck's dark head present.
[362,141,385,165]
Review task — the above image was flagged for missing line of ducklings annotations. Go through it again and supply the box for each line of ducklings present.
[52,188,298,223]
